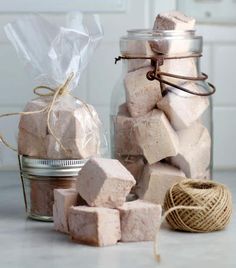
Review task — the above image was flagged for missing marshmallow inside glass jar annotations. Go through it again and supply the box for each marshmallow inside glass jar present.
[111,12,215,185]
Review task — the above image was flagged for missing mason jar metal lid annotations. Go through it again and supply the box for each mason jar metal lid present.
[20,156,87,177]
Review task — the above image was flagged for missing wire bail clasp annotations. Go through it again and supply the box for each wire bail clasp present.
[115,54,216,97]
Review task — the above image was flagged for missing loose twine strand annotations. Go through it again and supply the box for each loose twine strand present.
[0,72,95,154]
[154,179,233,263]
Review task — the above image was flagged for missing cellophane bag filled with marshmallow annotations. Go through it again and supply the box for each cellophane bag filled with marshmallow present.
[5,13,105,159]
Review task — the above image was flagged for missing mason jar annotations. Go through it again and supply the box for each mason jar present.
[110,29,215,197]
[18,156,86,221]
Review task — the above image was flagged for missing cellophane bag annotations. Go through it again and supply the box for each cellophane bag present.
[5,13,106,159]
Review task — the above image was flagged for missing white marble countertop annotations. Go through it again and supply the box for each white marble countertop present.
[0,171,235,268]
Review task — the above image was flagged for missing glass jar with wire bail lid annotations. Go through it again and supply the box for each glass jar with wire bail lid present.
[18,156,86,221]
[110,29,215,201]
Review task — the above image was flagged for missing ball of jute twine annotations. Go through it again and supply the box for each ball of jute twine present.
[164,179,233,232]
[154,179,233,262]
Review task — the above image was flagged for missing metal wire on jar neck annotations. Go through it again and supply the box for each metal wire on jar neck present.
[115,53,216,97]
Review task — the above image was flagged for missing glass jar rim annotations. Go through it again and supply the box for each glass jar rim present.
[122,29,201,40]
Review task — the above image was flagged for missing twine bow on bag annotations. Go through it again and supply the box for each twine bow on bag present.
[0,72,94,154]
[0,73,75,153]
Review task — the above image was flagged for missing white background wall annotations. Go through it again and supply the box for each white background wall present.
[0,0,235,170]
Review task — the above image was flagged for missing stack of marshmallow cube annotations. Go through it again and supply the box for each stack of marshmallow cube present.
[18,96,101,159]
[53,157,162,246]
[115,11,211,205]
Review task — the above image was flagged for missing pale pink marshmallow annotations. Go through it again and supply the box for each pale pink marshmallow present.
[170,122,211,178]
[117,155,145,184]
[150,39,195,56]
[157,83,209,130]
[159,57,198,86]
[153,11,196,31]
[19,98,48,138]
[136,162,186,205]
[125,67,162,118]
[18,128,47,158]
[125,40,154,72]
[114,104,142,156]
[118,199,162,242]
[134,109,179,164]
[46,103,101,159]
[18,95,101,159]
[76,157,136,208]
[53,188,78,234]
[68,206,121,246]
[151,11,195,56]
[46,136,100,159]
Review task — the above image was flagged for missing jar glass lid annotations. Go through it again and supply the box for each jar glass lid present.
[120,29,202,57]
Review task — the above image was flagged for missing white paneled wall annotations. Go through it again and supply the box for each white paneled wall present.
[0,0,235,170]
[196,24,236,169]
